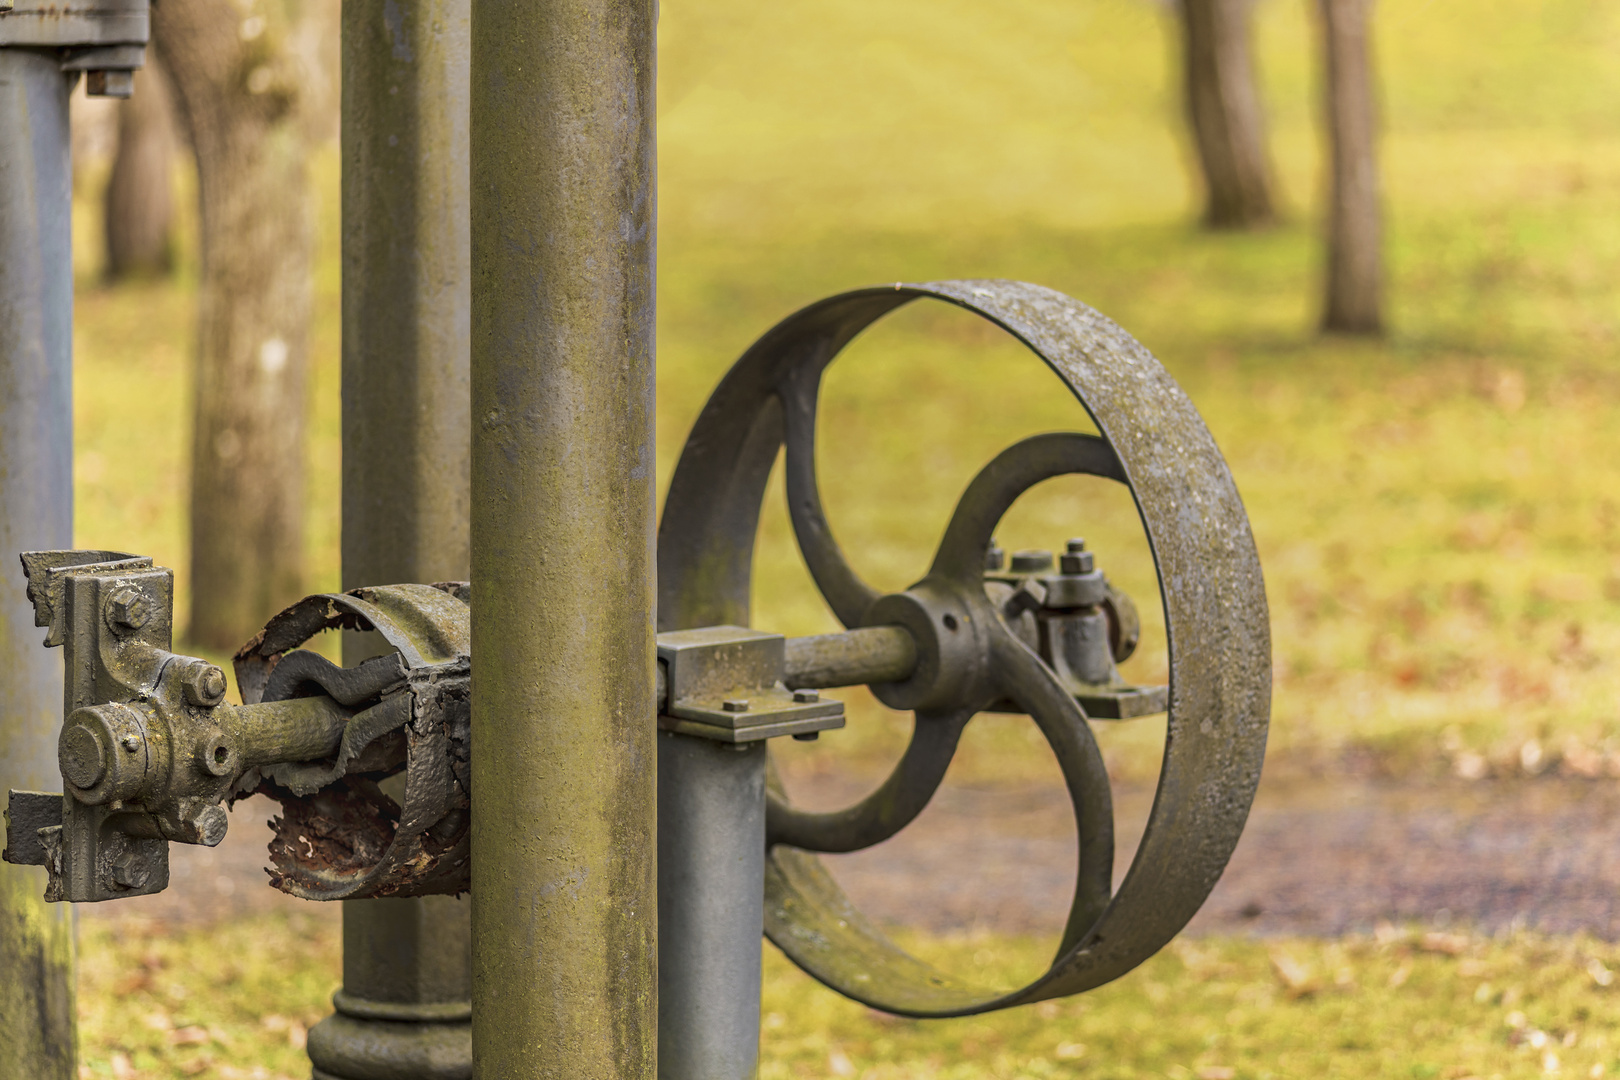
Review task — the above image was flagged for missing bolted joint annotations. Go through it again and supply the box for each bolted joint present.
[109,847,153,890]
[863,578,993,713]
[104,585,153,634]
[58,703,154,805]
[180,660,229,707]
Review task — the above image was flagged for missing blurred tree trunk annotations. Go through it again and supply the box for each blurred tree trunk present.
[104,62,175,280]
[1319,0,1383,334]
[153,0,311,649]
[1179,0,1277,229]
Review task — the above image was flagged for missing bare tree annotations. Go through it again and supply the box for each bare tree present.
[1318,0,1382,334]
[1179,0,1277,229]
[104,62,177,280]
[152,0,312,649]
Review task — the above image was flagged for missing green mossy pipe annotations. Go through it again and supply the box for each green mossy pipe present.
[469,0,657,1076]
[330,0,474,1071]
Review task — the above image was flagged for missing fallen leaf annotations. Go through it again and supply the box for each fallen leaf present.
[829,1051,855,1078]
[110,1054,135,1080]
[168,1025,211,1046]
[1269,948,1319,997]
[1588,959,1614,988]
[287,1021,308,1049]
[1196,1067,1236,1080]
[1389,961,1413,988]
[179,1057,214,1077]
[1421,932,1469,956]
[1055,1042,1087,1061]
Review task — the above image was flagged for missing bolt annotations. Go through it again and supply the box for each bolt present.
[121,735,141,752]
[181,662,228,707]
[984,542,1005,572]
[85,69,134,98]
[106,586,152,633]
[1066,537,1087,554]
[1009,549,1053,574]
[721,698,750,713]
[109,849,150,890]
[1060,551,1095,575]
[792,689,820,704]
[792,731,820,742]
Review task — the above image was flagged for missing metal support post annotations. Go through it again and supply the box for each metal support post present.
[658,736,767,1080]
[0,47,76,1080]
[303,0,473,1074]
[469,0,658,1074]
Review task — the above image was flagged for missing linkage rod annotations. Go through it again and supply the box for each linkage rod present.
[783,625,919,690]
[656,625,919,714]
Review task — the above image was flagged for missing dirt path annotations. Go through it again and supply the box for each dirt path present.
[79,775,1620,942]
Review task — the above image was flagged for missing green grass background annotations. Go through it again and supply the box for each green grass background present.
[68,0,1620,1074]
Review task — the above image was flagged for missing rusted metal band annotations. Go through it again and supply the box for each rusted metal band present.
[658,279,1270,1017]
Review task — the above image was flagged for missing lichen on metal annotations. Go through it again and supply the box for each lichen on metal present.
[234,583,472,900]
[657,278,1271,1017]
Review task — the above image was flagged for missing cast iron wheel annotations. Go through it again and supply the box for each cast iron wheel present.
[658,279,1270,1016]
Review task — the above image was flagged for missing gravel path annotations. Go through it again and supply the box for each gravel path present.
[79,775,1620,942]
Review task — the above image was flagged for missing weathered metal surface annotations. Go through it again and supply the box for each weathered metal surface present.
[658,734,767,1080]
[336,0,474,1064]
[782,626,918,690]
[0,0,146,47]
[6,552,425,904]
[469,0,657,1073]
[0,45,74,1077]
[658,279,1270,1016]
[0,0,148,99]
[235,583,472,901]
[657,625,845,742]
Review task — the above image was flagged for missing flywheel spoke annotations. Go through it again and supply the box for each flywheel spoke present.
[778,364,882,628]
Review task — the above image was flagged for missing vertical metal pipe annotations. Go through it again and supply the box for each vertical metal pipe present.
[0,47,76,1080]
[304,0,473,1075]
[469,0,657,1073]
[658,736,765,1080]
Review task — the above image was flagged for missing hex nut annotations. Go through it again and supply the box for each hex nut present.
[109,849,150,890]
[721,698,750,713]
[792,689,820,704]
[181,662,228,707]
[105,586,152,634]
[1059,551,1096,575]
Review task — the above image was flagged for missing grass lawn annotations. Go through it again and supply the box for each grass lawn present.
[77,912,1620,1080]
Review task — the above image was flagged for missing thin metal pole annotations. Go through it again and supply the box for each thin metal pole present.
[0,47,76,1080]
[304,0,473,1073]
[658,736,766,1080]
[469,0,657,1073]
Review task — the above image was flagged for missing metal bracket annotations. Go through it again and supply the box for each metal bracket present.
[658,626,844,743]
[0,0,150,98]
